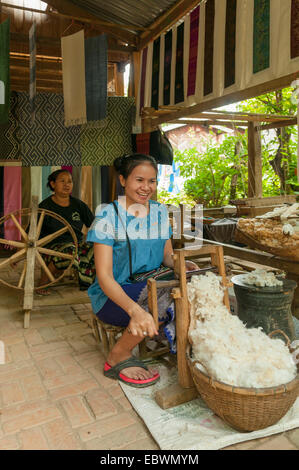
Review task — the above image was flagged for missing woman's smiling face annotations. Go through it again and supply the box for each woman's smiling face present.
[119,162,157,208]
[51,171,73,197]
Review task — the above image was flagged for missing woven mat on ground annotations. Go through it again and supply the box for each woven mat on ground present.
[120,361,299,451]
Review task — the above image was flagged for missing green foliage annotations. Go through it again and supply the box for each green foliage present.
[158,87,298,207]
[172,133,248,207]
[238,87,298,191]
[157,188,195,207]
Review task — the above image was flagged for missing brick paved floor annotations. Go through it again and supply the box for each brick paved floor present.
[0,283,298,450]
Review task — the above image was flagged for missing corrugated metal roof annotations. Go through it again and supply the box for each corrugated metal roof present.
[68,0,180,30]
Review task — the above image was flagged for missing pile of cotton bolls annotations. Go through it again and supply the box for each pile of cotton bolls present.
[242,269,283,287]
[188,272,297,388]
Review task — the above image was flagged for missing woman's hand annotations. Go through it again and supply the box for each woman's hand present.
[128,303,158,338]
[185,260,199,272]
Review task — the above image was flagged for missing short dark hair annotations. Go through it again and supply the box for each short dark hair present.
[47,169,72,191]
[113,153,158,179]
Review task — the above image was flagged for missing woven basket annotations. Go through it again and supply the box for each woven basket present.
[187,330,299,432]
[234,227,299,262]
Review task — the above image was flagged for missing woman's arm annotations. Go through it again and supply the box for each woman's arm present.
[162,238,198,272]
[162,239,174,268]
[94,243,158,337]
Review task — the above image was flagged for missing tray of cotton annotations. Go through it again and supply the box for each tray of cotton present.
[187,272,299,432]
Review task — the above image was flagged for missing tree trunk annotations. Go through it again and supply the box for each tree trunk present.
[269,90,292,193]
[269,127,291,193]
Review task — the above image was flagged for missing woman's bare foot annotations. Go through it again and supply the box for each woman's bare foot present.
[107,350,157,381]
[36,287,51,296]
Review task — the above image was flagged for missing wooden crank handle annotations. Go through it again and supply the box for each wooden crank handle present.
[268,329,291,347]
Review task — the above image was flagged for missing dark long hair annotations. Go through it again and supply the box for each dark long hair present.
[113,153,158,179]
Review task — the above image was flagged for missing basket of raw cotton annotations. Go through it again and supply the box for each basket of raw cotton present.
[187,272,299,432]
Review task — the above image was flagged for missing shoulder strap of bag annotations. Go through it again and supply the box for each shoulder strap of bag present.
[112,201,134,281]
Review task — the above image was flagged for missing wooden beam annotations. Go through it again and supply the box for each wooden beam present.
[190,112,293,122]
[144,72,299,129]
[247,122,262,198]
[171,119,248,128]
[139,0,200,50]
[10,33,132,63]
[1,2,144,33]
[256,118,297,131]
[150,109,295,122]
[44,0,138,46]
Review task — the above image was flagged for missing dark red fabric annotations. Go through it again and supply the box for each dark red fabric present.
[187,5,200,96]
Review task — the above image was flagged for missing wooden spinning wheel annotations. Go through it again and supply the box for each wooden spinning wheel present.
[0,196,78,327]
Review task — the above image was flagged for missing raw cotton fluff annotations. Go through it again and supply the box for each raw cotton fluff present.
[188,272,297,388]
[243,269,283,287]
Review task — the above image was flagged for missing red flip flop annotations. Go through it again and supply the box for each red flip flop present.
[104,357,160,388]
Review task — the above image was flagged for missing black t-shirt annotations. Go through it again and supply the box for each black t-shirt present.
[38,196,94,244]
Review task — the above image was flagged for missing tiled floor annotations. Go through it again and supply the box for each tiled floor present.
[0,280,298,450]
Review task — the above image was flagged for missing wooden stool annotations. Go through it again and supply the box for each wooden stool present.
[91,316,125,355]
[90,278,173,359]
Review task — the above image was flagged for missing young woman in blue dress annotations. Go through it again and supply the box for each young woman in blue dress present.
[87,154,198,388]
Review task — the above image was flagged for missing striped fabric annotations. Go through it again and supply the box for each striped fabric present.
[253,0,270,73]
[291,0,299,59]
[3,166,22,241]
[151,37,160,110]
[0,18,10,124]
[139,47,148,115]
[175,23,185,104]
[163,30,172,106]
[187,5,200,97]
[136,0,299,121]
[29,22,37,122]
[85,34,107,123]
[225,0,237,88]
[204,0,215,96]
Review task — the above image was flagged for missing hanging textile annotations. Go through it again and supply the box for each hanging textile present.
[16,93,81,166]
[291,0,299,59]
[163,30,172,106]
[0,19,10,124]
[80,166,93,212]
[0,167,3,237]
[253,0,270,73]
[151,37,160,110]
[81,97,134,166]
[187,5,200,97]
[109,166,117,202]
[3,166,22,241]
[101,166,110,204]
[71,166,81,199]
[225,0,237,88]
[204,0,215,96]
[0,92,20,161]
[175,23,185,104]
[131,133,150,155]
[139,47,148,115]
[22,167,31,211]
[297,95,299,184]
[42,166,52,200]
[29,22,37,123]
[30,167,42,204]
[131,130,173,166]
[92,167,102,212]
[85,34,107,123]
[61,30,87,126]
[62,165,72,174]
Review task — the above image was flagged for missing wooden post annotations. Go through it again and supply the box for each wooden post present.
[23,196,39,328]
[116,62,125,96]
[173,250,194,388]
[248,121,262,198]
